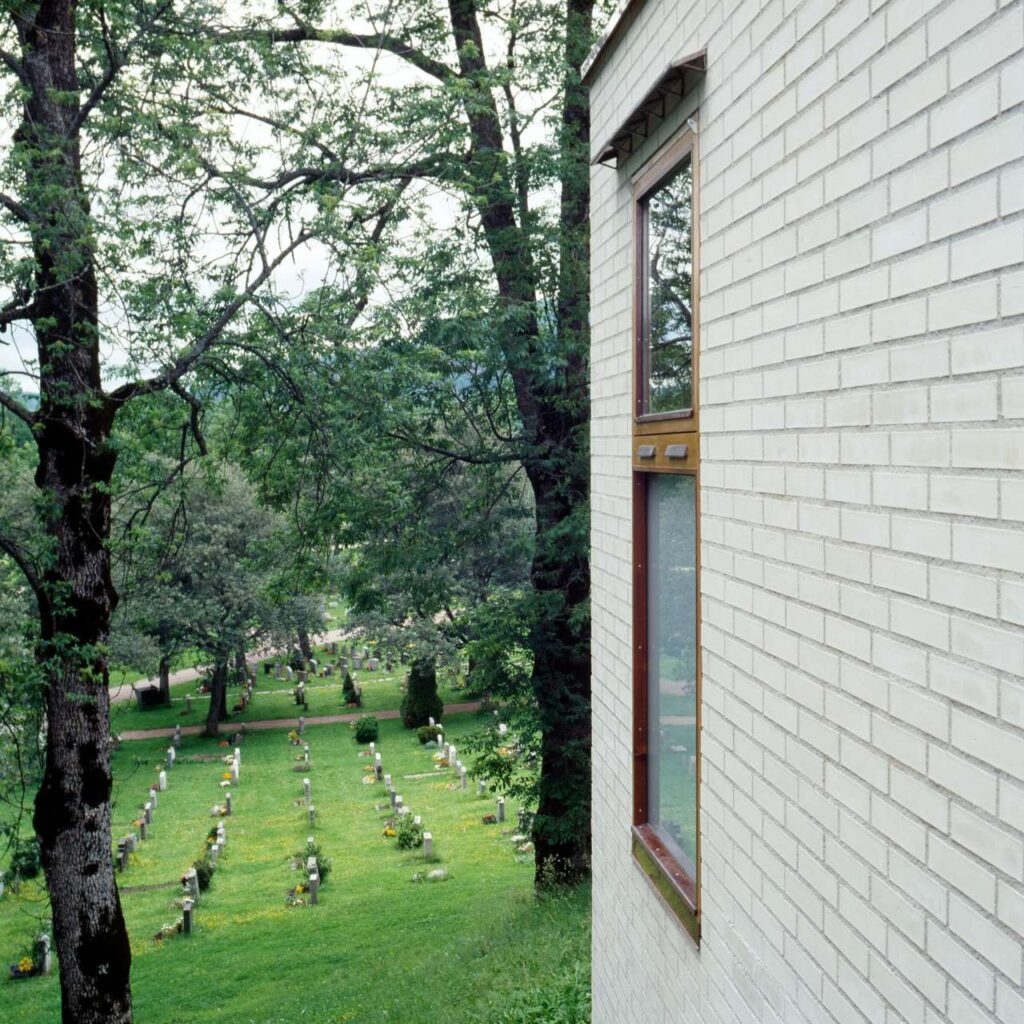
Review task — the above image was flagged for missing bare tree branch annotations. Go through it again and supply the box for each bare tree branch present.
[214,23,456,82]
[0,528,41,596]
[0,386,35,427]
[107,230,313,406]
[0,192,30,223]
[0,47,26,85]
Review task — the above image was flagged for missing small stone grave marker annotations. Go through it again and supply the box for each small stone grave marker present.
[422,832,433,858]
[477,779,486,796]
[298,716,305,735]
[209,843,219,865]
[303,777,311,801]
[185,694,192,713]
[149,787,157,808]
[497,797,506,823]
[307,804,316,828]
[182,899,194,935]
[225,793,232,816]
[173,725,182,749]
[143,801,152,824]
[166,747,175,768]
[158,770,167,791]
[185,867,199,901]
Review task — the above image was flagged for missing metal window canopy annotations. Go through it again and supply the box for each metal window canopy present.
[592,50,706,168]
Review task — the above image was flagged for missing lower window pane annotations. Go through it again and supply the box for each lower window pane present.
[646,473,698,876]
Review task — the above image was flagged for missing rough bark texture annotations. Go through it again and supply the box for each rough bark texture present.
[158,655,172,705]
[446,0,593,884]
[16,2,133,1020]
[297,628,314,662]
[204,659,229,736]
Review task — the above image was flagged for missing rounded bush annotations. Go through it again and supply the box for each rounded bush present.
[353,715,379,743]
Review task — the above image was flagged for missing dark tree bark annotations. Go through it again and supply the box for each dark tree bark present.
[158,655,172,706]
[204,659,230,736]
[446,0,594,884]
[297,627,314,662]
[13,3,133,1020]
[234,641,248,680]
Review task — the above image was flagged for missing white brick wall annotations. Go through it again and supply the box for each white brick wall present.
[588,1,1024,1022]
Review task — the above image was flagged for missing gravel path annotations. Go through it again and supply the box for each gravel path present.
[117,701,484,741]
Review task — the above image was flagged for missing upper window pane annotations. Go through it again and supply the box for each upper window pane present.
[643,156,693,416]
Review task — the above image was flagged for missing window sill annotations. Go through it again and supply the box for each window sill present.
[631,824,699,945]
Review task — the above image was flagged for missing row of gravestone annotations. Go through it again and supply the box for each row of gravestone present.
[288,731,322,904]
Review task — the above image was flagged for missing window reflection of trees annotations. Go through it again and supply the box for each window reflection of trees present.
[647,159,693,414]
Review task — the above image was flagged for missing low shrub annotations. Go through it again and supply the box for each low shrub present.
[416,724,444,744]
[395,816,424,850]
[297,840,332,885]
[353,715,379,743]
[7,836,41,881]
[486,962,591,1024]
[342,671,361,706]
[192,857,214,892]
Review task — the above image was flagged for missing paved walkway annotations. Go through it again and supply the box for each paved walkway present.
[117,700,484,741]
[108,627,352,704]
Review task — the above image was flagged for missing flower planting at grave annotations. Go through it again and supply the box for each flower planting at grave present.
[153,919,184,942]
[395,817,424,850]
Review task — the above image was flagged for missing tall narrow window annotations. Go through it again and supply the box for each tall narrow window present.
[632,124,700,943]
[642,156,694,418]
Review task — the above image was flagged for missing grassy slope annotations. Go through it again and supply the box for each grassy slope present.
[0,713,589,1024]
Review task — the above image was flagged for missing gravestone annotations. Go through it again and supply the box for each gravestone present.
[231,761,239,785]
[413,815,421,826]
[448,745,457,768]
[384,773,392,789]
[353,657,362,670]
[116,839,128,872]
[395,795,403,812]
[37,934,51,975]
[143,801,152,825]
[159,770,167,791]
[166,747,175,769]
[126,834,137,853]
[308,804,316,828]
[173,725,182,748]
[303,777,311,801]
[298,716,305,735]
[225,793,232,816]
[149,786,158,808]
[498,723,508,737]
[185,694,192,714]
[182,899,194,935]
[309,870,319,905]
[185,867,199,901]
[296,681,306,706]
[286,666,294,680]
[217,824,226,847]
[477,779,486,796]
[428,716,435,727]
[390,789,398,810]
[235,747,242,765]
[422,832,433,858]
[369,741,375,755]
[309,659,317,674]
[367,658,379,671]
[275,663,283,679]
[518,807,527,831]
[209,843,219,866]
[460,766,468,790]
[497,797,506,823]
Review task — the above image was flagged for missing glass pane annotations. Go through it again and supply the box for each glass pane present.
[645,157,693,415]
[646,473,698,875]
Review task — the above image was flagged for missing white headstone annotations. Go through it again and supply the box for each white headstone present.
[428,716,435,727]
[498,723,508,737]
[423,832,433,858]
[497,797,506,823]
[225,793,232,816]
[209,843,219,865]
[158,770,167,791]
[303,777,311,801]
[143,802,152,824]
[308,804,316,827]
[149,787,158,807]
[298,716,305,735]
[38,934,51,975]
[477,779,486,796]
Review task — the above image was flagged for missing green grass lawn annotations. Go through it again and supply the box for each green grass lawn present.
[0,713,589,1023]
[110,661,468,733]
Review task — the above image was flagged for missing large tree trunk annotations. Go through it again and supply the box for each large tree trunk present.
[204,659,229,736]
[297,627,314,662]
[234,640,248,681]
[446,0,593,886]
[158,654,172,705]
[17,3,133,1021]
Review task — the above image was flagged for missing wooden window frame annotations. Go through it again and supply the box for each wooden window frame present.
[631,122,701,945]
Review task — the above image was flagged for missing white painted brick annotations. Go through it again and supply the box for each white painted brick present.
[587,4,1024,1023]
[951,221,1024,281]
[930,380,998,422]
[930,180,1000,241]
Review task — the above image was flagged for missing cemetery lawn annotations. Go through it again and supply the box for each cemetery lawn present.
[0,713,590,1024]
[110,663,467,733]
